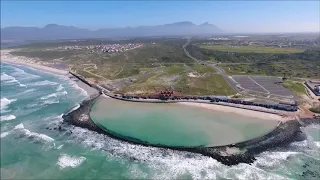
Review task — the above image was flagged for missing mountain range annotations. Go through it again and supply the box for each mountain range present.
[1,21,223,40]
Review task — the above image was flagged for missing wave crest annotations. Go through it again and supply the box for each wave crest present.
[40,91,67,100]
[13,123,54,142]
[56,154,86,169]
[0,115,16,121]
[28,80,59,86]
[0,98,17,112]
[1,73,27,87]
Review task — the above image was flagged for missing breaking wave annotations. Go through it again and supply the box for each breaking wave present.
[13,123,54,143]
[45,121,318,180]
[1,73,27,87]
[0,98,17,113]
[28,80,59,86]
[71,83,88,97]
[1,73,15,81]
[40,91,68,100]
[1,131,11,138]
[66,104,80,114]
[56,154,86,169]
[56,84,64,91]
[10,66,41,80]
[0,115,16,122]
[61,125,287,179]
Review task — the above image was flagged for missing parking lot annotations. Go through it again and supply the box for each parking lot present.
[232,75,295,98]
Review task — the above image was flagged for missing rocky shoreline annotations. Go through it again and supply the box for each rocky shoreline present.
[62,95,320,166]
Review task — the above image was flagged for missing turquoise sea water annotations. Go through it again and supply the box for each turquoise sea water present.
[1,63,319,179]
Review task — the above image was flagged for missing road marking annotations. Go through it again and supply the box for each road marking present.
[248,76,270,94]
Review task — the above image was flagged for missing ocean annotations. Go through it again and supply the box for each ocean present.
[1,63,319,180]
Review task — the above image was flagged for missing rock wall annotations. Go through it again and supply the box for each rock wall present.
[62,95,320,166]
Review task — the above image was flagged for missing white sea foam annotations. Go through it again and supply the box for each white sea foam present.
[71,83,88,97]
[14,123,25,130]
[11,66,41,80]
[1,73,27,87]
[43,99,60,105]
[25,99,59,110]
[253,151,299,168]
[56,84,64,91]
[13,123,54,142]
[1,73,15,81]
[1,131,11,138]
[28,80,59,86]
[56,154,86,169]
[66,104,80,114]
[40,91,67,100]
[61,126,286,180]
[0,98,17,112]
[0,115,16,121]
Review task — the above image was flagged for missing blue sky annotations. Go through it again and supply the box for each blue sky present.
[1,1,319,33]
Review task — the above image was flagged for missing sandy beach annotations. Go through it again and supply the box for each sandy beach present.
[1,49,68,75]
[1,49,98,97]
[178,102,290,121]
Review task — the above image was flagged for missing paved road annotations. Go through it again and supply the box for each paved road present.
[181,39,298,102]
[182,38,240,93]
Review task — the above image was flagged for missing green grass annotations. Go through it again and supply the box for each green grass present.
[193,64,216,74]
[220,64,266,76]
[282,80,307,96]
[166,66,185,75]
[175,73,235,96]
[200,45,304,54]
[219,62,320,79]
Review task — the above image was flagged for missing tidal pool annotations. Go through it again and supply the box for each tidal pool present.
[90,96,279,147]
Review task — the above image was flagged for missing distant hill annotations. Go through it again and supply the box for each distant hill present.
[1,21,223,40]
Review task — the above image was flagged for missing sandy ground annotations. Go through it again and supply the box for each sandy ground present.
[188,72,199,78]
[1,49,68,75]
[1,49,98,97]
[178,102,290,121]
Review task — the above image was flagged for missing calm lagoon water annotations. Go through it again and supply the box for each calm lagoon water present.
[1,63,319,179]
[90,96,279,147]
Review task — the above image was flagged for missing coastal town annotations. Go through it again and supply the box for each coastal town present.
[201,36,320,48]
[47,43,143,53]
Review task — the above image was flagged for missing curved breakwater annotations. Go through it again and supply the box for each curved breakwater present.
[62,94,319,166]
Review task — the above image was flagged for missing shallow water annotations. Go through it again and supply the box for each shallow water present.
[1,63,319,180]
[90,96,279,147]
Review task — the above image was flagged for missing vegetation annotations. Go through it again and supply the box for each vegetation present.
[193,64,216,74]
[10,39,235,96]
[117,70,235,96]
[219,62,320,78]
[166,65,185,75]
[200,45,304,54]
[186,44,320,78]
[282,81,307,96]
